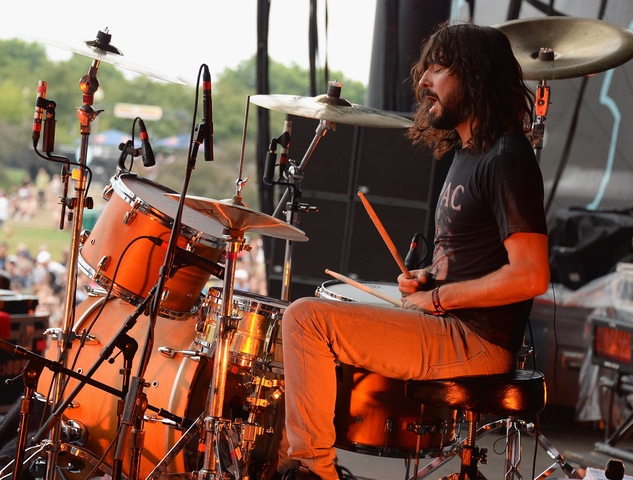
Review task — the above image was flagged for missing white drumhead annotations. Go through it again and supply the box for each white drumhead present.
[316,280,401,307]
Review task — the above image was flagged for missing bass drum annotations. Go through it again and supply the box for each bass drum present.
[316,280,457,458]
[39,296,283,479]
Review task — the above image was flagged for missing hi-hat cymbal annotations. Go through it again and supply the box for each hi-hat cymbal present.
[18,29,186,85]
[250,94,413,128]
[494,17,633,81]
[166,194,308,242]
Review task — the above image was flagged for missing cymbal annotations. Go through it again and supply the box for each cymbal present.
[250,94,413,128]
[494,17,633,81]
[165,194,308,242]
[18,29,186,85]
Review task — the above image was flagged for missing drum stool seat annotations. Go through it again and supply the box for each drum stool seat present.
[405,369,546,418]
[405,370,547,480]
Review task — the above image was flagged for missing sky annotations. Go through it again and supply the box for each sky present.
[0,0,378,87]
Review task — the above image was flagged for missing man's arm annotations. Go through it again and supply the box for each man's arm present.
[400,232,550,312]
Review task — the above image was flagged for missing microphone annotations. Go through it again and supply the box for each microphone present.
[42,100,57,154]
[263,138,278,185]
[147,236,224,279]
[404,233,421,271]
[32,80,47,148]
[202,65,213,161]
[278,120,292,175]
[138,119,155,167]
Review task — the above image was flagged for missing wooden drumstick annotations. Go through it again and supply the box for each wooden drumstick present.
[357,191,412,279]
[325,269,403,308]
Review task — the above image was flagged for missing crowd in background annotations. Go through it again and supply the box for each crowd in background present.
[0,168,269,328]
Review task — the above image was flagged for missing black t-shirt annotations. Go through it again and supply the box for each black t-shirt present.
[432,133,548,353]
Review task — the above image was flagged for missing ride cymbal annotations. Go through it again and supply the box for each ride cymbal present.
[250,94,413,128]
[18,29,186,85]
[166,194,308,242]
[494,17,633,81]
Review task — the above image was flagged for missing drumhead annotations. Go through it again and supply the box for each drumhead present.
[112,174,225,249]
[316,280,401,307]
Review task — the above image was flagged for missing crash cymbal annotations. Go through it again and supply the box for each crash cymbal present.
[18,29,186,85]
[494,17,633,81]
[166,194,308,242]
[250,94,413,128]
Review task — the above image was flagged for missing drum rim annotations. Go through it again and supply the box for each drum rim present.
[317,279,400,304]
[109,173,225,250]
[209,287,289,315]
[78,253,199,321]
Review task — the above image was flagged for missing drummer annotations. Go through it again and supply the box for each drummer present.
[278,21,550,480]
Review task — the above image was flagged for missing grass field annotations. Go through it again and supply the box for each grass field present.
[4,216,72,262]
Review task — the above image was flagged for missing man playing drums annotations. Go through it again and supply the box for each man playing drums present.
[279,21,550,480]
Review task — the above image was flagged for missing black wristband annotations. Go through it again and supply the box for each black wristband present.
[432,286,446,315]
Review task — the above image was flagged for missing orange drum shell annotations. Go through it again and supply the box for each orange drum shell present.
[39,296,283,477]
[80,180,223,315]
[334,364,456,458]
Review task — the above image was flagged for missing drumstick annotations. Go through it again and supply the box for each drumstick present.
[357,191,412,279]
[325,269,403,308]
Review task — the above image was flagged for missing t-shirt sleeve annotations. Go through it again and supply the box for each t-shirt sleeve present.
[487,152,548,242]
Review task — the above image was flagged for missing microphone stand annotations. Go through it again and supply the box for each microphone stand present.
[10,356,45,480]
[39,57,101,480]
[270,119,331,301]
[113,72,211,480]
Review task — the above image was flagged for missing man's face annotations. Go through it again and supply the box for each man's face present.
[419,64,464,130]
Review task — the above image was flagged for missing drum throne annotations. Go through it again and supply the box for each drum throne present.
[404,366,580,480]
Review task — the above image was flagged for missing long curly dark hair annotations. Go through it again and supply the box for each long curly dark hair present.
[408,22,535,159]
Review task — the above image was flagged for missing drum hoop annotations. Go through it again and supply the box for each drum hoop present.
[78,254,198,321]
[60,443,113,476]
[209,288,289,318]
[110,174,224,251]
[315,280,360,303]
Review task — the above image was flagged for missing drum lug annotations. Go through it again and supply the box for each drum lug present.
[158,346,201,361]
[103,182,114,201]
[123,199,141,225]
[385,417,393,434]
[407,419,450,435]
[96,255,111,275]
[79,229,90,245]
[161,288,170,304]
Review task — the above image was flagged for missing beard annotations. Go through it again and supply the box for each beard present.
[421,88,464,131]
[428,89,464,130]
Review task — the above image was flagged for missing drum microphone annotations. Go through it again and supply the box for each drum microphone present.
[279,120,292,175]
[404,233,421,271]
[202,65,213,161]
[147,236,224,279]
[138,118,156,167]
[32,80,47,148]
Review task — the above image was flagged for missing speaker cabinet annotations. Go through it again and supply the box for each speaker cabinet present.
[266,115,442,301]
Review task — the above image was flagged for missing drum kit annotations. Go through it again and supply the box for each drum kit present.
[3,15,633,480]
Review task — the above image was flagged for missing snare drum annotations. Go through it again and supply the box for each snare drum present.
[79,174,225,318]
[316,280,401,307]
[196,289,287,372]
[316,279,457,458]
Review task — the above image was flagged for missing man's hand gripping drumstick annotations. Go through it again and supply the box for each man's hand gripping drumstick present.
[357,191,435,296]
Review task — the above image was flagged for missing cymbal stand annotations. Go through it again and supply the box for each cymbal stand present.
[198,232,245,480]
[530,78,551,165]
[268,119,332,300]
[32,52,102,480]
